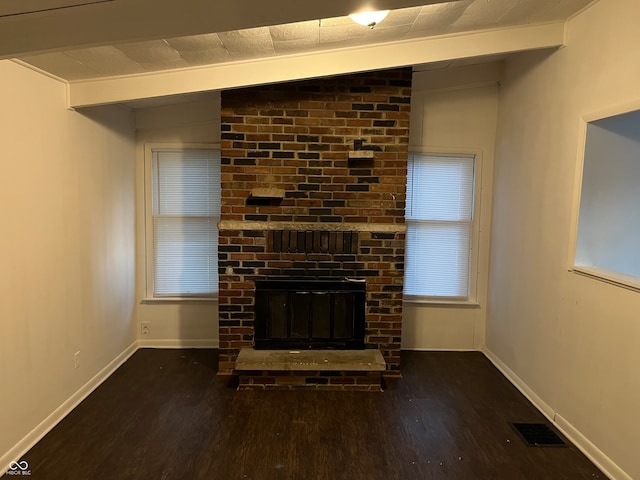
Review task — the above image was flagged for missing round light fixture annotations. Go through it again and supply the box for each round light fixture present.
[348,10,390,29]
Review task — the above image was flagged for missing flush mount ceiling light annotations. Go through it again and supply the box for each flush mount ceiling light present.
[348,9,390,29]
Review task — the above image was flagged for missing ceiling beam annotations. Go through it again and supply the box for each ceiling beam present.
[0,0,453,58]
[68,22,566,108]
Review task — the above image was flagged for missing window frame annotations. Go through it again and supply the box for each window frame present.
[404,147,483,305]
[568,103,640,293]
[143,142,220,302]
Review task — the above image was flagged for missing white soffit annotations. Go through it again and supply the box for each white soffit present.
[68,22,566,108]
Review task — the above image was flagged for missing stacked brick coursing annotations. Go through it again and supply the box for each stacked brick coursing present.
[238,371,383,391]
[218,68,411,375]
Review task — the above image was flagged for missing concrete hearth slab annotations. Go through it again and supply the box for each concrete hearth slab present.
[235,348,386,372]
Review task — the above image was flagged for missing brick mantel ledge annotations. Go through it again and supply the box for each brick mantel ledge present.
[218,220,407,233]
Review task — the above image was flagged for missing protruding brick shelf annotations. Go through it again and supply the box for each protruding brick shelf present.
[218,220,406,232]
[218,68,411,376]
[348,150,375,159]
[236,348,386,391]
[249,187,285,198]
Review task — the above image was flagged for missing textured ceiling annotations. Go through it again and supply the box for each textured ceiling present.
[18,0,593,82]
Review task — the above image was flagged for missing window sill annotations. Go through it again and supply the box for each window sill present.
[141,296,218,304]
[571,266,640,293]
[403,297,480,308]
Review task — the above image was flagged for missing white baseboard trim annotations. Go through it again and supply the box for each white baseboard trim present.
[482,346,631,480]
[481,346,556,420]
[2,340,221,474]
[137,339,219,348]
[554,413,632,480]
[1,341,138,475]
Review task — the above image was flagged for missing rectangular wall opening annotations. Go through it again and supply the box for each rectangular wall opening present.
[573,109,640,291]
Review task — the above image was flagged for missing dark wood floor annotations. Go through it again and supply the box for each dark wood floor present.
[6,350,605,480]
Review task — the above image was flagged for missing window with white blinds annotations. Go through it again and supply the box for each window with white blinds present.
[404,153,476,299]
[150,148,220,297]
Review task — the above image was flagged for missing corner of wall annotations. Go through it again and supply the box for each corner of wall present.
[1,342,138,475]
[482,346,633,480]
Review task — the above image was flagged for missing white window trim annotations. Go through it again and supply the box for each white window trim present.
[572,266,640,294]
[404,146,483,305]
[567,101,640,293]
[143,142,220,303]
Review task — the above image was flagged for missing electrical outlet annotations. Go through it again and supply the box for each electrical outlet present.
[141,322,150,335]
[74,351,80,369]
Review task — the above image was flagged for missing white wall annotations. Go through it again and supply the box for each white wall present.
[0,61,136,468]
[402,64,499,350]
[134,98,220,346]
[487,0,640,478]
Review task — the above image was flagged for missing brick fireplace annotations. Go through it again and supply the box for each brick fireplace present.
[218,68,411,377]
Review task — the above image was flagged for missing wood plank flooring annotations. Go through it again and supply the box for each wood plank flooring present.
[5,350,606,480]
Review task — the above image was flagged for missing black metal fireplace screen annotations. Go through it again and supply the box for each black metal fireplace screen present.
[254,278,366,349]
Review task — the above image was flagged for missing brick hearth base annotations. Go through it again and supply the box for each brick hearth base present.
[235,349,386,391]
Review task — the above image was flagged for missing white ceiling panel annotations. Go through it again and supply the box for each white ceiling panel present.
[408,1,471,37]
[273,37,321,55]
[319,24,366,45]
[271,21,319,54]
[178,48,232,65]
[165,33,225,51]
[218,27,275,60]
[117,40,182,64]
[17,52,100,80]
[497,0,558,24]
[138,58,191,71]
[452,0,520,29]
[364,24,414,42]
[379,6,423,27]
[319,16,354,28]
[270,21,319,41]
[65,46,146,76]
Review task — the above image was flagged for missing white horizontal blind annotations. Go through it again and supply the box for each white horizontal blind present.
[405,153,475,298]
[152,149,220,296]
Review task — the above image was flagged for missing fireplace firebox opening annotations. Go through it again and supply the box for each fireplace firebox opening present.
[254,278,366,350]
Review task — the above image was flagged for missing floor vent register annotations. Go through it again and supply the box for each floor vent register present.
[509,422,568,447]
